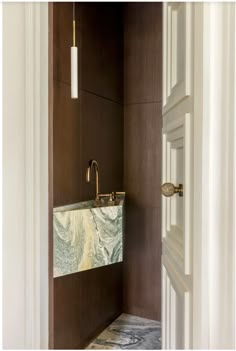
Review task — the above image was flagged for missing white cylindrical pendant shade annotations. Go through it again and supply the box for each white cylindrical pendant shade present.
[71,46,78,99]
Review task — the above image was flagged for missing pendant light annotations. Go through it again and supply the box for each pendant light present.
[71,2,78,99]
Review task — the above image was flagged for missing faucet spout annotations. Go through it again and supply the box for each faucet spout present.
[86,159,100,200]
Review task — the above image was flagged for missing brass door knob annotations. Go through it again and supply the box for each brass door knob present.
[161,183,183,197]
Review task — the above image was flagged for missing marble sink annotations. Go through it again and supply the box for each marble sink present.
[53,196,124,278]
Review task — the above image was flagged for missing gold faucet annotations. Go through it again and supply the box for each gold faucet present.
[86,160,126,203]
[86,159,100,201]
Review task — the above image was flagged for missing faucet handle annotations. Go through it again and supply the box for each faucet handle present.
[96,193,114,205]
[97,193,113,200]
[112,191,126,199]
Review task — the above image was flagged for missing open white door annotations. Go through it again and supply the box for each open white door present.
[161,3,193,348]
[162,3,236,350]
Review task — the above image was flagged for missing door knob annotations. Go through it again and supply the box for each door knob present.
[161,183,183,197]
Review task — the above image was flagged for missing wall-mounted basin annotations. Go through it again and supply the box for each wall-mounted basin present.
[53,196,124,278]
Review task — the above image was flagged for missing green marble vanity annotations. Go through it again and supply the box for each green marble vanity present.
[53,196,124,277]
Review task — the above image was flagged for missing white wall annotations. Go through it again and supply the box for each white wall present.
[3,4,26,347]
[3,3,48,349]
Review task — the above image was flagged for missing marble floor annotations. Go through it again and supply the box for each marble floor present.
[86,313,161,350]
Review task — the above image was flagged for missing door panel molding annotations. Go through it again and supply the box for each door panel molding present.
[162,263,191,349]
[162,113,193,276]
[162,3,193,348]
[163,3,192,114]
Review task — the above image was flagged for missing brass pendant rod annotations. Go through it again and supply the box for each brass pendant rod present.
[73,2,76,47]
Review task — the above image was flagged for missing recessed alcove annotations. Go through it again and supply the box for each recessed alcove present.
[49,3,162,348]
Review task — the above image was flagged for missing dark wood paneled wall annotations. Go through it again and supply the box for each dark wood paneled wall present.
[53,2,123,207]
[50,3,123,349]
[79,3,123,202]
[54,264,123,349]
[123,3,162,321]
[53,2,82,207]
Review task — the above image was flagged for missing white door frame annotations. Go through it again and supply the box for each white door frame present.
[3,3,48,349]
[162,2,235,349]
[192,3,236,349]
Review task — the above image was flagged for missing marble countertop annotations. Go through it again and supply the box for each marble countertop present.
[54,195,125,213]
